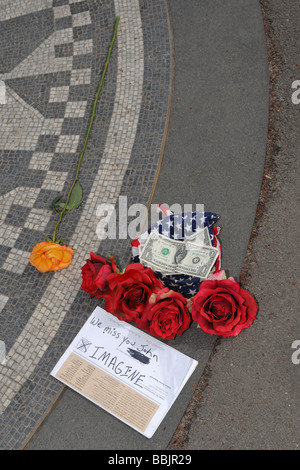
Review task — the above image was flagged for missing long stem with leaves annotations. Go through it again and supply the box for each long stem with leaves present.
[51,16,120,243]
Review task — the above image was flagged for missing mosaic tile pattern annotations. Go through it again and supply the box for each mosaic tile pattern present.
[0,0,171,449]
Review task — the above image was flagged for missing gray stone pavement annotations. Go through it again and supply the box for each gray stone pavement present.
[1,0,298,451]
[175,0,300,450]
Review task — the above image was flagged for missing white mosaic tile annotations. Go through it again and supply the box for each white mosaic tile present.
[70,68,91,85]
[0,225,22,248]
[64,101,87,118]
[55,134,80,153]
[53,5,71,19]
[12,187,41,208]
[72,11,91,27]
[49,86,70,103]
[0,340,6,365]
[73,39,93,56]
[24,208,52,231]
[0,188,41,229]
[2,248,31,275]
[0,0,52,21]
[53,28,74,46]
[1,33,73,80]
[28,153,54,171]
[41,119,64,135]
[0,87,45,151]
[0,295,9,313]
[41,170,68,191]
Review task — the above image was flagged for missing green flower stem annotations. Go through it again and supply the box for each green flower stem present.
[52,16,120,243]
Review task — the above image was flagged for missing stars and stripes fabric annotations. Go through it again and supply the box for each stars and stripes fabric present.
[131,211,222,298]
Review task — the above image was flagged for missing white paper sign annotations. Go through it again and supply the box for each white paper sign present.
[51,306,198,438]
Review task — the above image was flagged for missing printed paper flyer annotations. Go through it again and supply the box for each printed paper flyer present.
[51,306,198,438]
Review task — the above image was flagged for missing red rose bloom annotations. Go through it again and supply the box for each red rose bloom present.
[137,288,192,340]
[81,252,116,298]
[191,278,257,338]
[104,263,164,323]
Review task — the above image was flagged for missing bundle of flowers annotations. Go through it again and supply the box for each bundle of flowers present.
[80,252,257,341]
[27,19,257,342]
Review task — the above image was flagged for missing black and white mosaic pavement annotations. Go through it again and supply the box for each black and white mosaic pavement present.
[0,0,171,449]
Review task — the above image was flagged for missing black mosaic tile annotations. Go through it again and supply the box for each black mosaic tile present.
[60,119,87,135]
[4,205,31,228]
[41,102,68,119]
[32,189,62,210]
[68,84,90,100]
[0,9,54,74]
[54,16,73,30]
[0,246,11,266]
[35,135,59,153]
[53,0,69,6]
[72,25,93,41]
[72,55,93,69]
[0,151,46,195]
[54,43,74,58]
[14,228,50,252]
[70,1,90,15]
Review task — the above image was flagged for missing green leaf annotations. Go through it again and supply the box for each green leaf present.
[68,182,83,210]
[56,202,71,211]
[50,195,63,211]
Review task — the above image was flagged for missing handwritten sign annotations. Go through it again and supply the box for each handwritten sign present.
[51,306,198,438]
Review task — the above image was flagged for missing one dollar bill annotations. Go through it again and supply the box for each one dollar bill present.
[139,233,183,273]
[176,242,218,278]
[139,232,218,278]
[185,226,212,246]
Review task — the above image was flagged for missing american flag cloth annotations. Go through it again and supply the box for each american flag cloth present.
[131,211,222,298]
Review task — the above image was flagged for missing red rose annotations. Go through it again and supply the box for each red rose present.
[137,288,192,340]
[81,253,116,298]
[104,263,164,323]
[191,278,257,338]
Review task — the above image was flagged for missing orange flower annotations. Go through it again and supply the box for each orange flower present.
[29,242,74,273]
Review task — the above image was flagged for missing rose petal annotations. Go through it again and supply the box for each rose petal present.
[29,242,73,273]
[192,278,257,337]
